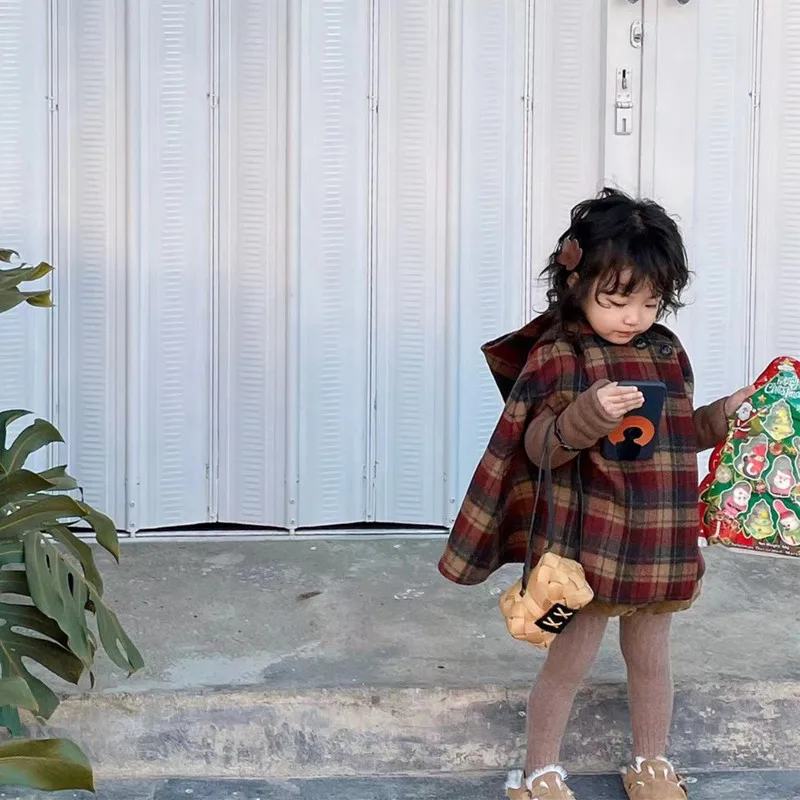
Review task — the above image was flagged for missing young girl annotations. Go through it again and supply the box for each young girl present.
[438,189,753,800]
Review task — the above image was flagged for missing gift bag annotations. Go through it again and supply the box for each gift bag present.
[699,357,800,557]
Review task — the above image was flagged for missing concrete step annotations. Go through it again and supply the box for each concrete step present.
[47,679,800,779]
[8,772,800,800]
[41,539,800,779]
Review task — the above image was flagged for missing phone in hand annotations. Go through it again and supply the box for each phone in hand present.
[601,380,667,462]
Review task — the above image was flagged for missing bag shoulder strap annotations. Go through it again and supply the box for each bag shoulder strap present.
[520,418,584,593]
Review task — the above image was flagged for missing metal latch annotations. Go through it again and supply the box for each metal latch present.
[614,68,633,136]
[630,20,643,48]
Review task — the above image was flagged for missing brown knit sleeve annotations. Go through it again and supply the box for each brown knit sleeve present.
[693,398,730,452]
[524,380,619,468]
[673,332,732,452]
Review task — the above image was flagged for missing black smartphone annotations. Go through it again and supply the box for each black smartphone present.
[601,380,667,462]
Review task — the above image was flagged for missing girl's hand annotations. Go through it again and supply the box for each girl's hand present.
[724,384,757,417]
[596,382,644,420]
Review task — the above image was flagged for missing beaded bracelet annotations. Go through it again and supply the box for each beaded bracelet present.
[553,418,578,452]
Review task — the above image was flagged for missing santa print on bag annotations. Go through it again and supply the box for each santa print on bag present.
[699,357,800,558]
[765,455,798,497]
[733,400,757,432]
[719,481,751,518]
[734,436,769,480]
[774,500,800,546]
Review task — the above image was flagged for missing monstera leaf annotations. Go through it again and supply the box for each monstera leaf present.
[0,418,142,717]
[0,739,94,792]
[0,248,142,792]
[0,676,41,738]
[0,676,93,791]
[0,415,120,560]
[0,542,84,722]
[0,251,53,313]
[24,533,142,675]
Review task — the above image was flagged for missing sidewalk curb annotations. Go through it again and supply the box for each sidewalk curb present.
[46,679,800,779]
[9,772,800,800]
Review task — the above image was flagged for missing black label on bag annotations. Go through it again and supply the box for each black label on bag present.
[535,603,577,634]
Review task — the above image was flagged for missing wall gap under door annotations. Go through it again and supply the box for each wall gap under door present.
[364,0,380,524]
[208,0,221,524]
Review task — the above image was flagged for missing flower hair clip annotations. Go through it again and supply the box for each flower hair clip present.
[556,237,583,272]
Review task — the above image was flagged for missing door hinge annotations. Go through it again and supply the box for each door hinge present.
[46,95,58,113]
[207,92,219,109]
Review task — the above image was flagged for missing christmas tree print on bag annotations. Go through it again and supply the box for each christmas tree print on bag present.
[699,357,800,557]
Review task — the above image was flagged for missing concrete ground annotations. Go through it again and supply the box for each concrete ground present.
[74,537,800,693]
[6,772,800,800]
[37,538,800,779]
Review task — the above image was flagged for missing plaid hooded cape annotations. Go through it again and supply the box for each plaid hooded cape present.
[438,314,705,607]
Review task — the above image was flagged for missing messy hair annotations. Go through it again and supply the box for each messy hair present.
[541,188,690,329]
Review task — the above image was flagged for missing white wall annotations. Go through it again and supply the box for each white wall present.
[0,0,51,461]
[0,0,792,534]
[640,0,757,408]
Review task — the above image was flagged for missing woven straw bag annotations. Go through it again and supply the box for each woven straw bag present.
[499,422,594,648]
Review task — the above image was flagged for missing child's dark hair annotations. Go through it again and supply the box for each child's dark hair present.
[541,187,690,329]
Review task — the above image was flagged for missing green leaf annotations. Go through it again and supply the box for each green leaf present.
[93,596,145,675]
[0,568,29,595]
[2,419,64,473]
[0,410,30,456]
[0,676,39,711]
[76,503,119,562]
[0,496,87,541]
[45,525,104,593]
[0,541,24,567]
[0,738,94,792]
[39,465,80,492]
[24,533,142,675]
[24,533,94,667]
[0,470,54,507]
[0,261,53,290]
[24,291,54,308]
[0,601,83,720]
[0,705,23,737]
[0,676,34,737]
[0,250,19,264]
[0,290,28,314]
[0,289,53,314]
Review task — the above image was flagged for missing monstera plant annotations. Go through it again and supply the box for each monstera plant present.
[0,249,143,792]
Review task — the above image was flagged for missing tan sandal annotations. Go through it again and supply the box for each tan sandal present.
[506,766,576,799]
[621,757,688,799]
